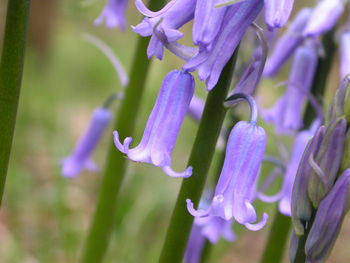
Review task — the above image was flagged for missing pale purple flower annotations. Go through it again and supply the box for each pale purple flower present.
[187,120,268,231]
[94,0,128,31]
[303,0,344,37]
[264,0,295,30]
[114,70,194,178]
[258,121,320,216]
[132,0,196,60]
[61,107,111,177]
[340,30,350,80]
[183,0,264,90]
[263,8,312,77]
[195,216,235,244]
[192,0,227,51]
[305,169,350,263]
[260,41,318,135]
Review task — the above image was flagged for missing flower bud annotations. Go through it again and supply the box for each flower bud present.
[305,169,350,263]
[308,117,347,208]
[291,125,324,236]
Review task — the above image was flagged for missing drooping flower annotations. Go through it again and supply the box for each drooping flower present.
[258,120,320,216]
[302,0,344,37]
[305,169,350,263]
[94,0,129,31]
[264,0,295,30]
[263,8,312,77]
[114,70,194,178]
[260,41,318,134]
[187,120,268,230]
[132,0,196,60]
[61,107,112,177]
[340,30,350,80]
[192,0,227,51]
[183,0,264,90]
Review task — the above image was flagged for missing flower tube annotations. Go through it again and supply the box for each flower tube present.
[114,70,194,178]
[302,0,344,37]
[264,0,295,30]
[183,0,264,90]
[61,107,112,177]
[94,0,129,30]
[305,169,350,263]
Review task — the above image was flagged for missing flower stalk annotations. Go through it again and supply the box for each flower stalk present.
[80,0,166,262]
[0,0,31,206]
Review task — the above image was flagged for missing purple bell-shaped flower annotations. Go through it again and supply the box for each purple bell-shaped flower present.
[94,0,129,31]
[61,107,112,177]
[187,93,268,231]
[114,70,195,178]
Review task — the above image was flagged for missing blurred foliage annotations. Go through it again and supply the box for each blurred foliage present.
[0,1,349,263]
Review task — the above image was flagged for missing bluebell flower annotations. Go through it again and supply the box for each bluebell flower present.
[184,223,206,263]
[94,0,129,31]
[264,0,295,30]
[305,169,350,263]
[260,41,318,135]
[183,0,264,90]
[340,30,350,80]
[302,0,344,37]
[114,70,194,178]
[132,0,196,60]
[187,120,268,230]
[263,8,311,77]
[61,107,112,177]
[258,121,320,216]
[192,0,227,51]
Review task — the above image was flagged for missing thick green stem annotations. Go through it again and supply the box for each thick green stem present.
[0,0,31,206]
[158,50,239,263]
[80,1,165,262]
[260,28,336,263]
[261,211,292,263]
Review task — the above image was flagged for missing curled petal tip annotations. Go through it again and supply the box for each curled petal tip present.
[186,199,210,217]
[244,212,268,231]
[113,131,126,153]
[162,165,193,178]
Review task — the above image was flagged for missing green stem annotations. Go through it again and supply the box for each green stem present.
[80,1,165,262]
[158,49,239,263]
[0,0,31,206]
[260,27,336,263]
[261,211,292,263]
[293,209,316,263]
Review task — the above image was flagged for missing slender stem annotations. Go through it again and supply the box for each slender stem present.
[293,209,316,263]
[261,211,292,263]
[80,1,166,262]
[225,93,258,125]
[260,27,336,263]
[158,48,239,263]
[0,0,31,206]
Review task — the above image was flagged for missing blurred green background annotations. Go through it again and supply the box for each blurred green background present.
[0,1,349,262]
